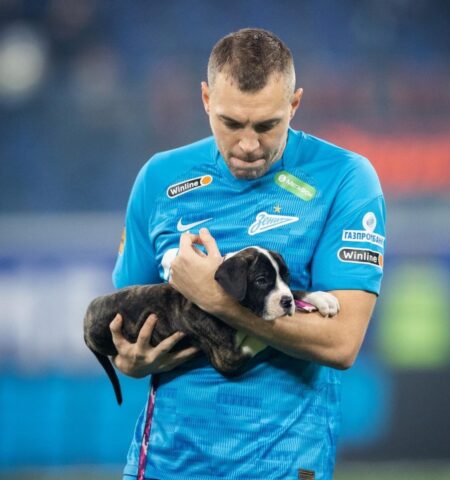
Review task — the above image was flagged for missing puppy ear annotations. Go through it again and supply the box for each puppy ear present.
[214,256,249,302]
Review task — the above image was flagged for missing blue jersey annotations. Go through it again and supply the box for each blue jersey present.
[113,128,386,480]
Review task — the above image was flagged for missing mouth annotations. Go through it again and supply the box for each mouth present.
[229,156,266,170]
[261,308,292,321]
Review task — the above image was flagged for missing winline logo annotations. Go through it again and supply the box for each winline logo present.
[167,175,213,198]
[338,247,383,268]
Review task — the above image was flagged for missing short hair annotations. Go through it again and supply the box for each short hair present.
[207,28,295,93]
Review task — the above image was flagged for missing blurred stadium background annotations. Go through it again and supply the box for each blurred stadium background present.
[0,0,449,479]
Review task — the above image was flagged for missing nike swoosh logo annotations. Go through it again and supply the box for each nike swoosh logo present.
[177,217,213,232]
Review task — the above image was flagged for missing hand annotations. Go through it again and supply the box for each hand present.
[109,313,200,377]
[169,228,229,314]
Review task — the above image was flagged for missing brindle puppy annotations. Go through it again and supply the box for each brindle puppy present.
[84,247,339,404]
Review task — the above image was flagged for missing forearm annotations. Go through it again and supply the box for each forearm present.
[212,291,373,369]
[168,231,376,369]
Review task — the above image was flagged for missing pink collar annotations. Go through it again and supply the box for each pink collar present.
[294,299,317,312]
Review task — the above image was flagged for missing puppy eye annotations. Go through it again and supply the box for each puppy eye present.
[255,277,269,288]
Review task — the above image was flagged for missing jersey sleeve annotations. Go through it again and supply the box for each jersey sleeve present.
[310,158,386,295]
[112,162,161,288]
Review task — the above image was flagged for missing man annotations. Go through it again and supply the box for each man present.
[110,28,386,480]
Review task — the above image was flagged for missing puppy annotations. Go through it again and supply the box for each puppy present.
[84,247,339,404]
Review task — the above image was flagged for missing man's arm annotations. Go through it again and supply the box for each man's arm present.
[210,289,375,369]
[170,229,376,370]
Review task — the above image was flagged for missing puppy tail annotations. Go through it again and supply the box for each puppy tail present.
[90,349,123,405]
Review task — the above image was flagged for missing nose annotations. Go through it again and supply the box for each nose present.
[238,130,260,155]
[280,295,293,310]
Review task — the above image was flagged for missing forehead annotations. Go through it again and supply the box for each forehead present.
[210,72,290,122]
[251,248,289,280]
[247,248,278,273]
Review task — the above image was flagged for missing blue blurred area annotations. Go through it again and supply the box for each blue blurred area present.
[0,373,148,466]
[340,355,391,447]
[0,0,449,472]
[0,0,449,211]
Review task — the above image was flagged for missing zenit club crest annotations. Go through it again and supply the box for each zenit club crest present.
[248,212,299,235]
[167,175,213,198]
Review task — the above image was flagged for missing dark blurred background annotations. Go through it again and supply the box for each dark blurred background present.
[0,1,449,479]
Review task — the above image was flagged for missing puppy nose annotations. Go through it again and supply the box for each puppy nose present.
[280,295,293,310]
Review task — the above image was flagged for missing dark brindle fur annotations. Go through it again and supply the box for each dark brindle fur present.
[84,247,307,404]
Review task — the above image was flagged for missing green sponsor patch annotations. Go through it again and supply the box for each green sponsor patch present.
[274,171,316,201]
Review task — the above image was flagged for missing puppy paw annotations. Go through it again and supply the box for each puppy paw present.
[302,291,340,317]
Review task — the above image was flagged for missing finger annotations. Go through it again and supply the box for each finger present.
[111,354,121,370]
[136,313,158,349]
[109,314,127,351]
[170,346,201,363]
[163,346,201,369]
[191,245,207,257]
[177,235,206,257]
[178,231,198,256]
[198,228,221,258]
[154,330,187,354]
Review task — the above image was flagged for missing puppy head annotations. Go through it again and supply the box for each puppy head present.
[214,247,294,320]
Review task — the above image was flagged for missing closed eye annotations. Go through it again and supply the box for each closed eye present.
[218,115,281,133]
[218,115,244,130]
[254,120,280,133]
[224,120,243,130]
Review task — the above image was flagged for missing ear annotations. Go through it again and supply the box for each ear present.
[289,87,303,120]
[201,81,210,115]
[214,256,249,302]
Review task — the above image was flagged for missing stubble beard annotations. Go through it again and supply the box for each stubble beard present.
[225,146,282,180]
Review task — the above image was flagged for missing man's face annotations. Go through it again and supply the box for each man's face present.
[202,72,302,179]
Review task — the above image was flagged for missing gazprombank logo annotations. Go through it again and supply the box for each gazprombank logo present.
[167,175,213,198]
[337,247,383,268]
[342,211,385,247]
